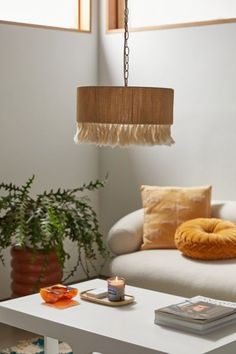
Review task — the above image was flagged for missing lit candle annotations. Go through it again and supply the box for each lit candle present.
[107,276,125,301]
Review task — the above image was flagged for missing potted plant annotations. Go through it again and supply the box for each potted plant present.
[0,175,108,297]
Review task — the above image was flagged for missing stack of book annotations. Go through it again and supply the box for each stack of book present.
[154,296,236,334]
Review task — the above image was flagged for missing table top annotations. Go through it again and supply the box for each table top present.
[0,279,235,354]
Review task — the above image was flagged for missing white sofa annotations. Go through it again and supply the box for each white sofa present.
[107,201,236,301]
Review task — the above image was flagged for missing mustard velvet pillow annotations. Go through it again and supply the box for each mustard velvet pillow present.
[175,218,236,260]
[141,185,212,250]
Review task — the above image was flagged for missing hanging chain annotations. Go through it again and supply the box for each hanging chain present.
[124,0,129,87]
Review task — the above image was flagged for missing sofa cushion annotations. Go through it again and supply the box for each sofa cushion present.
[141,185,212,250]
[108,249,236,301]
[175,218,236,260]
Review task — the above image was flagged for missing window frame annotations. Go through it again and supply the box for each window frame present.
[107,0,124,31]
[0,0,92,33]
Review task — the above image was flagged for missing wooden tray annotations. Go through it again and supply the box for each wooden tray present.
[80,290,135,307]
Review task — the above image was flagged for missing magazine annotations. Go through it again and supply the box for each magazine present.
[154,296,236,334]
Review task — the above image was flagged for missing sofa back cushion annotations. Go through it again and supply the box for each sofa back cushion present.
[211,201,236,222]
[141,185,212,249]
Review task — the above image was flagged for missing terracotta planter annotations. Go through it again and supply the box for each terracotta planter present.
[11,247,63,297]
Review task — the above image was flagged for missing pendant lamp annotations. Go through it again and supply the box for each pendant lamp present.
[74,0,174,147]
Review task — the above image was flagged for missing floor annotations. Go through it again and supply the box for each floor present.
[0,323,37,351]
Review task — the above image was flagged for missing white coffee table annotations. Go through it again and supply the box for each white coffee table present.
[0,279,236,354]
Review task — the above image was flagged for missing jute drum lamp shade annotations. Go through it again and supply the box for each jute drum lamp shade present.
[75,86,174,146]
[74,1,174,147]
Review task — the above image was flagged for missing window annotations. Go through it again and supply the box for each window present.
[107,0,236,32]
[0,0,91,32]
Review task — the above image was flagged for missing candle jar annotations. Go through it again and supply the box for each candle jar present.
[107,276,125,301]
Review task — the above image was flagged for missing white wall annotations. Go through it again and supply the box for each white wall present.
[1,0,236,298]
[98,0,236,235]
[0,0,98,299]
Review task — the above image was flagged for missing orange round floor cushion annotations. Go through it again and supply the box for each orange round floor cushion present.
[175,218,236,260]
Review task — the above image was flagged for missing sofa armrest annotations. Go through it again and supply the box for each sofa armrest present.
[107,209,144,255]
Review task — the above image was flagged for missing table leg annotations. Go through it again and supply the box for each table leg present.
[44,336,59,354]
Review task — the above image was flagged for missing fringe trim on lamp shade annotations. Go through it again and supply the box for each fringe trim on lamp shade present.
[74,123,174,147]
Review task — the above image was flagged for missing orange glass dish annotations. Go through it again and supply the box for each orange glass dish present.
[40,284,78,303]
